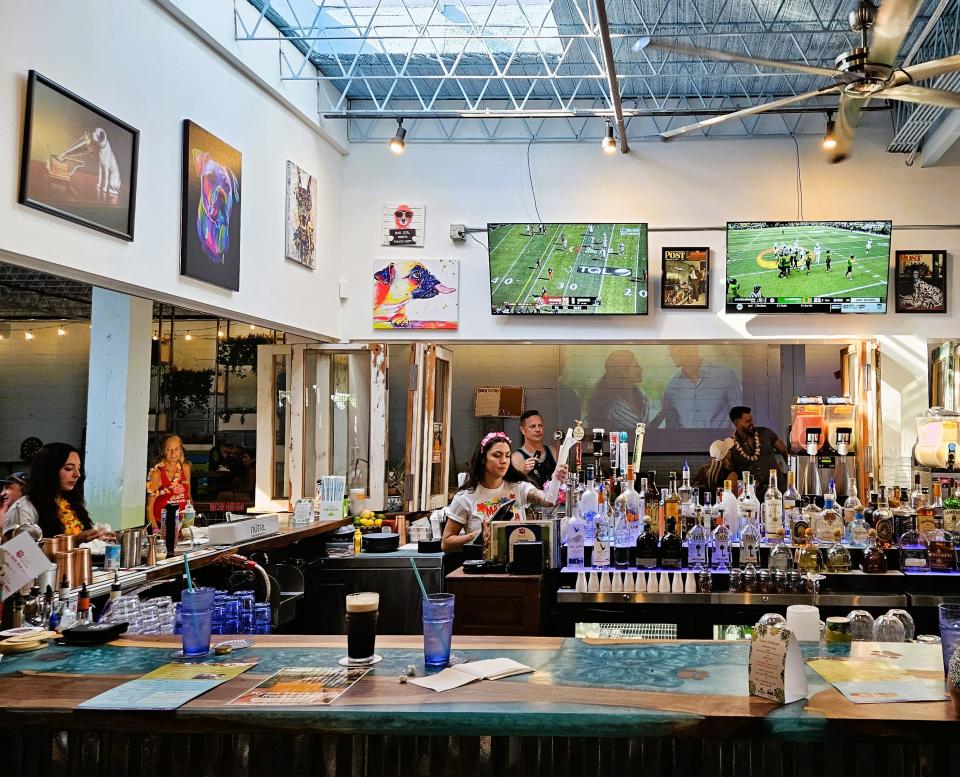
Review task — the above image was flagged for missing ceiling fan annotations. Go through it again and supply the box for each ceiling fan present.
[633,0,960,162]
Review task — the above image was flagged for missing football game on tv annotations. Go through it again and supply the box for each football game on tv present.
[488,223,649,315]
[726,221,891,314]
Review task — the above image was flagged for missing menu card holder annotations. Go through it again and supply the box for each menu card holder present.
[749,624,808,704]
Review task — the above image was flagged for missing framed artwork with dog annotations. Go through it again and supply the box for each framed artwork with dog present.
[381,202,425,247]
[373,259,459,329]
[180,120,242,291]
[895,250,947,313]
[285,161,317,269]
[18,70,139,241]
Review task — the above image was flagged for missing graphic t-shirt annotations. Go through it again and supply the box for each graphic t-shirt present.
[446,481,540,534]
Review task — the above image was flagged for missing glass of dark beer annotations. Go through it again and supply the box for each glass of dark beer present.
[345,592,380,664]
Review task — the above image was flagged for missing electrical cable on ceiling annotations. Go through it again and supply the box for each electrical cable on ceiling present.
[790,135,804,220]
[526,136,544,226]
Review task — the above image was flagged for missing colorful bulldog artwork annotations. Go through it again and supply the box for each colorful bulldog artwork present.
[180,120,242,291]
[373,260,459,329]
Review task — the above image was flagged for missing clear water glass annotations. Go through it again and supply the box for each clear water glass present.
[873,613,906,642]
[885,609,915,641]
[847,610,876,641]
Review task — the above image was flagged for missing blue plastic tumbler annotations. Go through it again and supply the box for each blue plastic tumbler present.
[422,593,455,667]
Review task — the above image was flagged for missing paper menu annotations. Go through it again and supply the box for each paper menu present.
[1,532,52,600]
[228,666,370,706]
[748,625,808,704]
[408,658,533,692]
[808,658,947,704]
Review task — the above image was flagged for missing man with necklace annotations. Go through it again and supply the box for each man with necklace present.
[725,406,789,491]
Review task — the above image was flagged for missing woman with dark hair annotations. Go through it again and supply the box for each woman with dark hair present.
[2,443,112,543]
[510,410,559,489]
[441,431,568,552]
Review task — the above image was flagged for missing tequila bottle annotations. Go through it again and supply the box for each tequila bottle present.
[782,469,801,543]
[578,467,598,545]
[842,476,862,526]
[898,514,928,572]
[815,496,843,543]
[847,510,870,548]
[762,469,784,541]
[592,485,611,569]
[635,517,660,569]
[720,480,740,539]
[873,485,895,549]
[739,513,761,568]
[861,529,888,573]
[738,472,761,541]
[660,516,683,569]
[663,472,681,538]
[711,508,732,570]
[924,525,956,572]
[795,528,821,572]
[686,513,709,569]
[768,528,793,572]
[825,528,851,572]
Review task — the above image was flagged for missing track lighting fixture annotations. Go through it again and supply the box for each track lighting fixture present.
[389,118,407,154]
[601,121,617,155]
[822,113,837,151]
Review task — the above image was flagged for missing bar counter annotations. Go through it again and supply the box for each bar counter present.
[1,634,958,776]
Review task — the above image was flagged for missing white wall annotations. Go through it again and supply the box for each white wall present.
[0,0,343,340]
[339,121,960,342]
[0,322,89,461]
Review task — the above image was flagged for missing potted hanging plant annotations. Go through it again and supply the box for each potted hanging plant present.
[160,367,215,416]
[217,333,275,377]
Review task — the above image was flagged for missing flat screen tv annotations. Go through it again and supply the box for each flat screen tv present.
[726,221,891,314]
[487,223,649,315]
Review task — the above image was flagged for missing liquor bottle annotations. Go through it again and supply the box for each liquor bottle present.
[768,528,793,572]
[738,472,760,541]
[720,480,740,541]
[847,510,870,548]
[711,507,732,570]
[861,529,888,573]
[795,528,821,573]
[763,469,784,541]
[842,476,862,526]
[613,490,631,570]
[77,583,91,625]
[833,449,852,503]
[916,493,936,536]
[660,516,683,569]
[566,502,585,569]
[40,585,54,629]
[739,512,760,568]
[802,497,821,542]
[616,465,642,553]
[800,438,822,498]
[686,514,709,569]
[863,477,878,527]
[943,482,960,540]
[700,491,714,534]
[925,525,956,572]
[593,486,611,569]
[782,469,800,543]
[910,472,923,510]
[678,462,695,535]
[663,472,681,538]
[815,495,843,543]
[873,485,895,549]
[635,517,660,569]
[579,467,598,545]
[898,513,928,572]
[891,486,915,540]
[10,592,24,628]
[824,477,837,505]
[932,481,944,524]
[642,476,659,538]
[825,528,852,572]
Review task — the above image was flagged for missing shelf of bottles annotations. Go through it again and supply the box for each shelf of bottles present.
[562,462,960,587]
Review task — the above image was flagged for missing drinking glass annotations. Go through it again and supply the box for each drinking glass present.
[422,593,455,667]
[873,613,906,643]
[180,587,215,657]
[938,603,960,681]
[847,610,875,641]
[885,609,916,641]
[755,613,787,630]
[344,592,380,665]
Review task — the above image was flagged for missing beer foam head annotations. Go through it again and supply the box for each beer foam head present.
[346,592,379,612]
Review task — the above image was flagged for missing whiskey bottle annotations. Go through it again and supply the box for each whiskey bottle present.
[663,472,681,538]
[898,514,928,573]
[825,528,852,573]
[635,517,660,569]
[925,525,956,572]
[916,493,937,536]
[660,516,683,569]
[892,486,915,540]
[791,497,812,544]
[873,485,895,549]
[861,529,888,573]
[943,483,960,540]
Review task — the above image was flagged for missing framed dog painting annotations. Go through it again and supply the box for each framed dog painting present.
[373,259,459,329]
[180,120,242,291]
[895,250,947,313]
[18,70,139,241]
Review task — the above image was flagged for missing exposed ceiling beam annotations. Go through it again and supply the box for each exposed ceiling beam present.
[921,108,960,166]
[591,0,628,153]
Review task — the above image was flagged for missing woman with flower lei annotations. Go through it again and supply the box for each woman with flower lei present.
[146,434,192,532]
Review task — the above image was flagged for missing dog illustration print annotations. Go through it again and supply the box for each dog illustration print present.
[91,128,122,200]
[373,261,457,328]
[193,149,240,264]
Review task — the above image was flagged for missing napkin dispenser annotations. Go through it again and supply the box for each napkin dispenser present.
[208,514,280,545]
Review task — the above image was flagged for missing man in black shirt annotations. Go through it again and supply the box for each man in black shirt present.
[725,405,790,490]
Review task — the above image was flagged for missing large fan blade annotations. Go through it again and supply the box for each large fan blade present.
[635,37,839,78]
[870,0,924,68]
[828,92,866,164]
[883,84,960,108]
[903,53,960,82]
[661,86,841,140]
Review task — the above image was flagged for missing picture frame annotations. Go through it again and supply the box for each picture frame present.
[895,250,947,313]
[284,160,317,270]
[662,247,710,309]
[180,120,242,291]
[373,259,459,329]
[18,70,139,241]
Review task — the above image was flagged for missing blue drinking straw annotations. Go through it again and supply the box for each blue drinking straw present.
[183,551,195,592]
[410,558,429,600]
